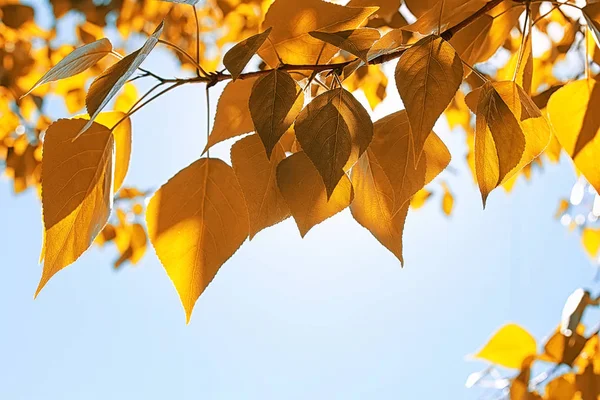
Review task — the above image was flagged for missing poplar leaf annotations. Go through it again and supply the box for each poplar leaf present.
[157,0,198,4]
[441,183,454,216]
[583,3,600,50]
[146,158,249,323]
[404,0,439,18]
[477,1,523,63]
[249,70,304,157]
[547,79,600,194]
[231,135,290,239]
[204,77,257,152]
[367,28,407,61]
[276,152,354,237]
[82,22,163,136]
[23,38,112,98]
[295,87,373,198]
[465,81,550,205]
[309,28,381,62]
[395,35,463,161]
[350,110,450,262]
[472,324,537,369]
[404,0,488,35]
[37,118,114,296]
[224,27,272,80]
[449,15,493,74]
[258,0,378,66]
[346,0,402,21]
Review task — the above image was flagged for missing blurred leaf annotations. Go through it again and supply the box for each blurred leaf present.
[473,323,537,369]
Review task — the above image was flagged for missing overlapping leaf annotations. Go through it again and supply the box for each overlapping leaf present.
[224,28,273,80]
[295,87,373,197]
[472,323,537,369]
[37,118,115,295]
[146,158,249,322]
[231,135,290,239]
[404,0,488,35]
[276,152,354,237]
[23,38,113,98]
[395,35,463,161]
[249,70,304,157]
[309,28,381,62]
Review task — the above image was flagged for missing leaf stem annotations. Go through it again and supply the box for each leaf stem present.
[192,4,202,77]
[158,39,208,76]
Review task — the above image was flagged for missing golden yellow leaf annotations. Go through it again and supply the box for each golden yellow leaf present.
[204,77,257,151]
[466,81,550,205]
[367,28,407,61]
[37,118,115,296]
[472,323,537,369]
[114,222,147,269]
[547,79,600,195]
[23,38,112,98]
[540,328,589,367]
[545,374,577,400]
[582,228,600,259]
[583,3,600,50]
[276,152,354,237]
[476,1,523,63]
[231,135,290,238]
[295,87,373,197]
[404,0,488,35]
[404,0,440,18]
[76,112,132,193]
[576,362,600,400]
[258,0,377,66]
[223,27,272,80]
[249,70,304,157]
[395,35,463,161]
[346,0,401,21]
[83,22,163,135]
[410,188,432,209]
[309,28,381,62]
[114,82,138,113]
[441,183,453,216]
[146,158,249,323]
[449,15,493,75]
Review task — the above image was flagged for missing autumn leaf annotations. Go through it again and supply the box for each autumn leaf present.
[22,38,113,98]
[410,188,432,209]
[395,35,463,162]
[465,81,550,205]
[404,0,488,35]
[346,0,402,21]
[582,228,600,259]
[146,158,249,323]
[223,27,272,80]
[547,79,600,194]
[231,135,290,239]
[295,87,372,198]
[472,323,537,369]
[204,77,257,151]
[309,28,381,63]
[258,0,378,66]
[37,118,114,296]
[276,152,354,237]
[583,3,600,50]
[82,22,163,136]
[249,70,304,157]
[449,15,493,75]
[367,28,407,61]
[441,183,454,216]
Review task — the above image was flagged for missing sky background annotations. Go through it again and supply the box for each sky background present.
[2,6,600,399]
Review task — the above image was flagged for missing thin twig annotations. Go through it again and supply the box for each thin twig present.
[192,4,202,77]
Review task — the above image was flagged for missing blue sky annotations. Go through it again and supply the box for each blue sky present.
[1,23,600,400]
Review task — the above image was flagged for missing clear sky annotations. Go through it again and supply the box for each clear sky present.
[1,25,600,400]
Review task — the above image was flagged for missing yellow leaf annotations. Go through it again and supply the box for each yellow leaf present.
[23,38,112,98]
[276,152,354,237]
[309,28,381,62]
[476,1,523,63]
[539,328,589,367]
[295,87,373,198]
[76,112,132,193]
[441,183,454,216]
[449,15,493,72]
[404,0,440,18]
[346,0,402,21]
[583,228,600,259]
[395,35,463,161]
[204,77,257,151]
[545,374,577,400]
[231,135,290,238]
[472,323,537,369]
[404,0,488,35]
[367,28,407,61]
[37,118,114,296]
[258,0,377,66]
[83,22,163,136]
[114,82,138,113]
[547,79,600,195]
[249,70,304,157]
[223,27,272,80]
[583,3,600,50]
[146,158,249,323]
[466,81,550,205]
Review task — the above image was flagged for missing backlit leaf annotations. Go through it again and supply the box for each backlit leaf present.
[473,323,537,369]
[295,87,373,197]
[23,38,112,98]
[449,15,493,74]
[37,118,114,296]
[224,27,272,80]
[405,0,488,35]
[547,79,600,194]
[276,152,354,237]
[395,35,463,161]
[146,158,249,323]
[82,22,163,136]
[204,77,257,151]
[441,183,453,216]
[309,28,381,62]
[258,0,377,66]
[231,135,290,239]
[583,3,600,50]
[249,70,304,157]
[582,228,600,259]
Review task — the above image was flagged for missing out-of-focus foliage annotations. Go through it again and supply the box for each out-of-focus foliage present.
[3,0,600,323]
[466,288,600,400]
